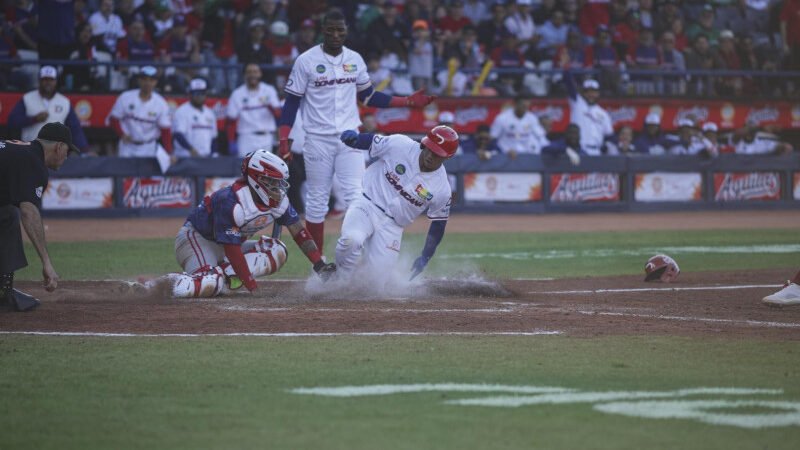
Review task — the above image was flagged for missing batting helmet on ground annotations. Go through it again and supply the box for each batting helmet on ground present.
[421,125,459,158]
[644,254,680,282]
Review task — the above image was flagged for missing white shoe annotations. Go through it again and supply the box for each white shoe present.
[762,283,800,306]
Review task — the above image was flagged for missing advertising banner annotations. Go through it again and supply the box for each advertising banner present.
[634,172,703,202]
[43,178,113,210]
[463,173,542,202]
[550,173,620,202]
[122,177,194,208]
[713,172,781,201]
[204,177,239,197]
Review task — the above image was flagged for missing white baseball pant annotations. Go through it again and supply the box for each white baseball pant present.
[237,133,274,157]
[303,133,366,223]
[335,196,404,284]
[118,140,157,157]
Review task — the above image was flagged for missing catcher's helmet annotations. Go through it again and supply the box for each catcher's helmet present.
[421,125,459,158]
[644,254,680,282]
[242,149,289,208]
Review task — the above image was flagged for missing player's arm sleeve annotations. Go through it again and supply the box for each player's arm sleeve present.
[419,219,447,260]
[563,68,578,101]
[346,132,376,150]
[7,100,33,128]
[174,132,192,150]
[65,107,89,151]
[278,92,301,128]
[224,243,257,291]
[287,220,323,265]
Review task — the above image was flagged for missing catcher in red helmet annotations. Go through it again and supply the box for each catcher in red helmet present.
[334,125,458,289]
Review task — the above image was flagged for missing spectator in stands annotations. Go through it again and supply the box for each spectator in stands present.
[604,125,635,155]
[134,0,160,40]
[236,18,273,67]
[714,29,743,96]
[435,55,469,97]
[639,0,655,30]
[8,0,37,52]
[265,21,297,90]
[295,18,317,54]
[172,78,218,158]
[585,25,621,94]
[247,0,288,28]
[670,18,688,52]
[463,0,489,25]
[0,15,29,90]
[67,21,103,91]
[654,0,683,39]
[542,123,584,166]
[408,19,434,91]
[461,124,498,161]
[158,14,200,94]
[117,18,156,65]
[108,65,172,158]
[780,0,800,71]
[633,112,670,154]
[628,27,660,95]
[225,63,281,156]
[443,24,484,71]
[505,0,537,53]
[687,4,720,48]
[7,65,88,151]
[612,9,640,58]
[491,29,525,96]
[88,0,126,54]
[734,121,794,155]
[537,9,569,61]
[367,52,393,93]
[37,0,77,60]
[200,0,239,95]
[437,0,473,37]
[684,34,717,96]
[490,94,549,158]
[577,0,609,40]
[554,28,586,70]
[658,30,685,94]
[151,4,174,43]
[476,2,506,50]
[564,71,613,156]
[738,33,777,96]
[367,4,409,61]
[117,0,138,28]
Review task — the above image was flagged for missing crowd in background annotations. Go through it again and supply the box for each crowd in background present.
[1,0,799,97]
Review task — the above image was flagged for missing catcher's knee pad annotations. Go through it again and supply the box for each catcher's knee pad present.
[246,236,288,277]
[171,273,224,298]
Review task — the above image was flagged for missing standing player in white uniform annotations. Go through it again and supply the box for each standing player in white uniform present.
[278,8,436,255]
[564,73,613,156]
[226,63,281,156]
[108,65,173,157]
[490,95,549,157]
[333,125,457,287]
[172,78,219,157]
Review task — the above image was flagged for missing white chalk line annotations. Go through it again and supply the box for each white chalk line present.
[0,330,562,338]
[577,311,800,329]
[220,306,517,313]
[530,284,781,295]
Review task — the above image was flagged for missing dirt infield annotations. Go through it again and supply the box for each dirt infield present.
[5,210,798,340]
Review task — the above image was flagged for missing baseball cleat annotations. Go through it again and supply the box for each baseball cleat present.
[762,283,800,306]
[10,289,40,312]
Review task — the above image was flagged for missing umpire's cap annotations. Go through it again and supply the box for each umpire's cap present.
[37,122,81,155]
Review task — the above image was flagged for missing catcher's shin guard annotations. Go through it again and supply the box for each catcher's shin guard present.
[223,237,288,280]
[171,273,225,298]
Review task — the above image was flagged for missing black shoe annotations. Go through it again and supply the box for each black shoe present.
[11,289,40,312]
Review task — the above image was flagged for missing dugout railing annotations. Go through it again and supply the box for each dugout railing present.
[41,153,800,217]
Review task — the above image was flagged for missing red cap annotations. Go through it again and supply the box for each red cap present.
[421,125,459,158]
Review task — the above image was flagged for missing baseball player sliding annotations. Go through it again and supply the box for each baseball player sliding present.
[333,125,457,287]
[278,8,436,257]
[226,63,282,157]
[163,149,335,298]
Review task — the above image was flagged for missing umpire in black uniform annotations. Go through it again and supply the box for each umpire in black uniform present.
[1,122,79,311]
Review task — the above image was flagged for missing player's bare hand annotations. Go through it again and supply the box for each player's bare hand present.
[33,111,49,122]
[42,263,59,292]
[340,130,359,147]
[313,261,337,281]
[405,89,436,108]
[278,139,292,162]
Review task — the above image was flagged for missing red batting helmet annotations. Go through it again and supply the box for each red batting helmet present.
[644,254,680,283]
[421,125,459,158]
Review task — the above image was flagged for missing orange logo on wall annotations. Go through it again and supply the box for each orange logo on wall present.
[720,103,735,128]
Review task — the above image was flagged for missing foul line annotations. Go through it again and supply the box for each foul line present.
[220,306,516,313]
[530,284,781,295]
[0,330,562,338]
[577,311,800,329]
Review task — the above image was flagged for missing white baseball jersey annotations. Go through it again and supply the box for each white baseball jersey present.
[172,101,218,157]
[490,109,549,154]
[88,12,126,53]
[284,44,371,135]
[569,95,613,155]
[364,134,452,228]
[226,82,281,134]
[109,89,171,142]
[20,90,71,141]
[735,132,779,154]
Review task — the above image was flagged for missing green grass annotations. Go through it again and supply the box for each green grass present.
[1,335,798,450]
[15,228,800,280]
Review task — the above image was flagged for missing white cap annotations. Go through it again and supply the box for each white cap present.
[189,78,208,92]
[270,20,289,36]
[249,18,266,28]
[678,118,695,128]
[645,113,661,125]
[39,65,57,79]
[720,30,734,40]
[438,111,455,124]
[141,65,158,77]
[702,122,718,132]
[582,79,600,90]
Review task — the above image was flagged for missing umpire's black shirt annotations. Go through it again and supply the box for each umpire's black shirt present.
[0,140,48,209]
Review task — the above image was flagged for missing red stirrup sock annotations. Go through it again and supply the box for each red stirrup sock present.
[305,221,325,254]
